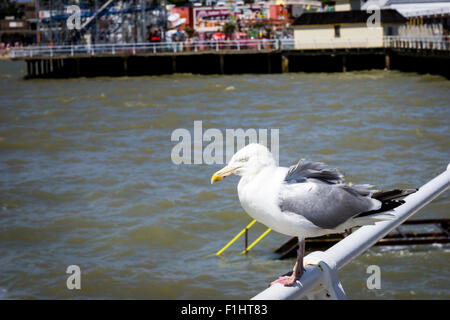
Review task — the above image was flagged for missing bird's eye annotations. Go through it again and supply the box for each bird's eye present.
[240,157,249,162]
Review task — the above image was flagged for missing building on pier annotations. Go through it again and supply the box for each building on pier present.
[0,1,37,45]
[292,0,406,49]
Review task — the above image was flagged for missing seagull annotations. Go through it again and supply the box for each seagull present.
[211,143,414,286]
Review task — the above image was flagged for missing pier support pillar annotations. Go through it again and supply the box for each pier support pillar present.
[31,60,36,77]
[51,59,56,76]
[55,59,60,75]
[342,55,347,73]
[26,61,30,77]
[52,59,56,74]
[281,55,289,73]
[219,54,224,74]
[43,60,48,76]
[385,53,391,70]
[37,59,42,76]
[123,58,128,76]
[172,56,176,74]
[267,54,271,74]
[75,58,80,77]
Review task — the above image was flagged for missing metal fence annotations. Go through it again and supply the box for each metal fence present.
[10,39,295,58]
[10,36,449,59]
[292,36,450,50]
[384,35,450,51]
[294,37,381,50]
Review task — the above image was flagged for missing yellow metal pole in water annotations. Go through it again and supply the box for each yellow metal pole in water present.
[216,220,257,256]
[241,228,272,254]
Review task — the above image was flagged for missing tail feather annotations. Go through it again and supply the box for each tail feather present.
[357,188,417,218]
[372,188,417,202]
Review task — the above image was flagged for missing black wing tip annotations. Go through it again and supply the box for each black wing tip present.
[372,188,418,202]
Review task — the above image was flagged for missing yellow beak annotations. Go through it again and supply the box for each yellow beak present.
[211,165,236,184]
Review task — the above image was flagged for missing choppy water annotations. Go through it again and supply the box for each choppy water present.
[0,60,449,299]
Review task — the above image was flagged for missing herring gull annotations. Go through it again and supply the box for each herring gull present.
[211,143,414,286]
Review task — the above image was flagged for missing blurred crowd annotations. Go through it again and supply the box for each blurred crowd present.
[0,42,24,58]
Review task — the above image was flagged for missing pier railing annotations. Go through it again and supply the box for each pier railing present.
[292,36,450,50]
[252,164,450,300]
[10,36,449,59]
[401,7,450,18]
[384,35,450,51]
[10,39,295,58]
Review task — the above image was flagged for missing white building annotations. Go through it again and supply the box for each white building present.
[293,0,406,49]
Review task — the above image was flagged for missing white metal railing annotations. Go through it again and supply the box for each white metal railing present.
[9,39,295,58]
[293,36,450,51]
[295,37,379,50]
[252,163,450,300]
[384,35,450,51]
[10,36,449,59]
[400,7,450,18]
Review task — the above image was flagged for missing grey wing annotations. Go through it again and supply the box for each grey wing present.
[285,159,344,185]
[278,181,380,229]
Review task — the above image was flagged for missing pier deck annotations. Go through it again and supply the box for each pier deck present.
[10,37,450,79]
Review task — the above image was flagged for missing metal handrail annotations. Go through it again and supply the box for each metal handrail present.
[401,7,450,17]
[10,36,448,59]
[252,163,450,300]
[10,39,295,58]
[293,37,384,49]
[292,36,450,50]
[384,35,450,51]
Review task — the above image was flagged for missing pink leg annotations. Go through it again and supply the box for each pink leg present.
[343,229,351,238]
[271,238,305,287]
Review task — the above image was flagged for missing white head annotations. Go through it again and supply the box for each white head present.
[211,143,276,184]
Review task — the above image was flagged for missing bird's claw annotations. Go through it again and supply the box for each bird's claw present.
[270,268,306,287]
[270,275,299,287]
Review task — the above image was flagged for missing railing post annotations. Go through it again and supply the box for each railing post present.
[303,252,347,300]
[244,228,248,253]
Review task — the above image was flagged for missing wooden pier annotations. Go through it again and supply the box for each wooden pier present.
[10,38,450,79]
